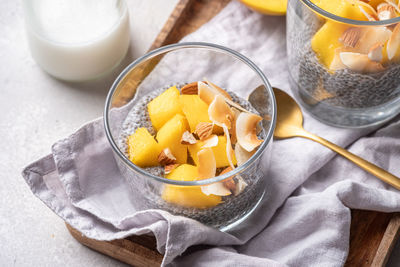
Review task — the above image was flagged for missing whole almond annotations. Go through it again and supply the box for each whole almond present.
[180,82,198,95]
[195,122,213,140]
[339,27,362,48]
[158,148,176,165]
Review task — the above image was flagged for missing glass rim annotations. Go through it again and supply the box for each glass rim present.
[103,42,277,186]
[300,0,400,26]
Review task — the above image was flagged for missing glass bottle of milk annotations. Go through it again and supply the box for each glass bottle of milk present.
[22,0,130,82]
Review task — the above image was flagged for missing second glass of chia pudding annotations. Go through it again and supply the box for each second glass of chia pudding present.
[287,0,400,127]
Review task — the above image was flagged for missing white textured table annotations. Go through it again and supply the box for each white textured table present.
[1,0,399,266]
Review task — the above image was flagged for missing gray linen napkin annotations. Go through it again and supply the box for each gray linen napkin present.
[23,2,400,266]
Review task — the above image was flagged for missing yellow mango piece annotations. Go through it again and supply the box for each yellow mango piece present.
[310,0,371,21]
[162,164,221,209]
[382,42,390,65]
[156,114,189,164]
[239,0,287,16]
[179,94,223,134]
[147,86,183,131]
[188,135,237,168]
[311,21,348,69]
[179,95,211,132]
[127,128,161,167]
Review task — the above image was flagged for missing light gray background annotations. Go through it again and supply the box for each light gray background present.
[1,0,399,266]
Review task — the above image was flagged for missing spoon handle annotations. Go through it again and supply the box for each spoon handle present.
[300,130,400,190]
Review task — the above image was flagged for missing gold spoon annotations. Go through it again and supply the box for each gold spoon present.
[248,86,400,190]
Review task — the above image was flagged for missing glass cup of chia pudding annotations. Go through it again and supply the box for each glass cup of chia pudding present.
[104,42,276,231]
[287,0,400,127]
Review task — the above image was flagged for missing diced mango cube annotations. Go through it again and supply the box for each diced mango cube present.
[311,21,348,69]
[127,128,161,167]
[147,86,183,131]
[162,164,221,208]
[179,95,211,132]
[179,94,223,134]
[188,135,237,168]
[156,114,189,164]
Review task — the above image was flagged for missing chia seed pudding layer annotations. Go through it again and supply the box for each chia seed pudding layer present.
[117,84,267,228]
[286,2,400,110]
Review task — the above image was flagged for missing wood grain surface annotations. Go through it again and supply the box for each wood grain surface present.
[67,0,400,266]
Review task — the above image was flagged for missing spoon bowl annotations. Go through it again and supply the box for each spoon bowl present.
[272,88,304,139]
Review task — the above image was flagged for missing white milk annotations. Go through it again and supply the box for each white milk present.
[24,0,130,81]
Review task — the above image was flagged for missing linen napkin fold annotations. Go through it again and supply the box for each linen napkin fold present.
[23,2,400,266]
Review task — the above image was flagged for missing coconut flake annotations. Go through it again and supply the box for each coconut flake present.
[234,143,256,166]
[230,107,241,144]
[197,148,216,179]
[387,23,400,60]
[200,79,249,113]
[208,95,235,129]
[234,176,248,196]
[204,79,232,100]
[236,112,264,152]
[339,52,385,72]
[368,43,384,62]
[222,124,236,170]
[201,182,232,196]
[201,134,219,148]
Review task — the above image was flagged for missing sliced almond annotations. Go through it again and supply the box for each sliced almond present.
[201,134,219,148]
[368,43,384,62]
[180,131,197,145]
[164,164,179,174]
[387,23,400,60]
[234,143,256,166]
[158,148,177,165]
[195,122,213,140]
[180,82,198,95]
[236,112,264,152]
[208,95,235,129]
[340,52,385,72]
[377,3,397,20]
[197,148,216,179]
[339,27,362,48]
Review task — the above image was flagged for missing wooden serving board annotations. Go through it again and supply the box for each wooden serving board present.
[66,0,400,266]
